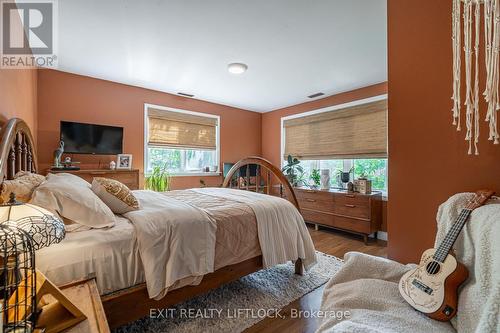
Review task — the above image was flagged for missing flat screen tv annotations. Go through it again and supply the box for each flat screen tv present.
[60,121,123,155]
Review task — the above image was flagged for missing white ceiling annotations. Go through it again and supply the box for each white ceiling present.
[55,0,387,112]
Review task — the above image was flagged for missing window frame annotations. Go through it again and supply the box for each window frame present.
[144,103,221,176]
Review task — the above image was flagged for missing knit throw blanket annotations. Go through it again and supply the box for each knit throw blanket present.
[317,193,500,333]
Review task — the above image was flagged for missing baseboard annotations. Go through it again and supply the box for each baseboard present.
[375,231,388,241]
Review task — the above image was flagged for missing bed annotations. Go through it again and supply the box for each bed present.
[0,118,316,328]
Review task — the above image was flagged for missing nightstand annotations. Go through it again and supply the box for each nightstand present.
[57,277,110,333]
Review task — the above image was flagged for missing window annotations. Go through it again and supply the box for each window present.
[145,104,220,175]
[299,159,387,191]
[281,96,388,192]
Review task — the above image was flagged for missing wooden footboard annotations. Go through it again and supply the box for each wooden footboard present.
[102,256,263,328]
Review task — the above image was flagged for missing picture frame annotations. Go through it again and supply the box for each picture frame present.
[116,154,132,170]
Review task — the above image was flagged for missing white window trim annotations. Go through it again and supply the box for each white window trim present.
[279,94,388,168]
[144,103,221,176]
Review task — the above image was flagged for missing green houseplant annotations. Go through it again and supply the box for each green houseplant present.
[145,165,171,192]
[282,155,304,187]
[310,169,321,188]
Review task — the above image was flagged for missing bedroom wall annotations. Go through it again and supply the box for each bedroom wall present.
[0,69,38,140]
[388,0,500,263]
[37,70,261,189]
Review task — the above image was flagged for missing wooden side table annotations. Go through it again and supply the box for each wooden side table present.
[57,277,110,333]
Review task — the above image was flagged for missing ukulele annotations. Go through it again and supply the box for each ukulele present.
[398,189,495,321]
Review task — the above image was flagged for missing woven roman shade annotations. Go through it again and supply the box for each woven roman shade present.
[283,99,387,160]
[147,108,218,150]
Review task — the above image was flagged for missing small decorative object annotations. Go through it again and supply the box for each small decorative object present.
[116,154,132,170]
[451,0,499,155]
[0,193,85,333]
[282,155,304,187]
[64,156,71,164]
[320,169,330,190]
[310,169,321,189]
[339,167,353,190]
[52,141,64,168]
[354,177,372,194]
[109,160,116,170]
[204,166,210,172]
[209,165,218,173]
[145,165,170,192]
[347,181,354,193]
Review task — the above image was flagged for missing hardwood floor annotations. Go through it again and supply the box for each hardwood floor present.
[244,225,387,333]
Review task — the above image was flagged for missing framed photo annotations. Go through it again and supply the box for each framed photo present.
[116,154,132,170]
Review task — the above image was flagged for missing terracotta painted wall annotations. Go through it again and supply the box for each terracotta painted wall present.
[261,83,388,167]
[37,70,261,189]
[388,0,500,263]
[0,69,38,139]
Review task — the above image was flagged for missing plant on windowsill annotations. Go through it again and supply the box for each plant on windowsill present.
[145,165,171,192]
[309,169,321,189]
[282,155,305,187]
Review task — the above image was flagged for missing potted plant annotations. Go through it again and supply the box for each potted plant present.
[145,165,171,192]
[310,169,321,189]
[282,155,304,187]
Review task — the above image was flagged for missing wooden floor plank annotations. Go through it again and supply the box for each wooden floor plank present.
[244,225,387,333]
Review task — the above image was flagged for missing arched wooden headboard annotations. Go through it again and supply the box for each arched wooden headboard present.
[222,156,300,210]
[0,118,38,181]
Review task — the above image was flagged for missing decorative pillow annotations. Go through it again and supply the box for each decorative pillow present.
[30,173,115,228]
[0,171,46,203]
[91,177,140,214]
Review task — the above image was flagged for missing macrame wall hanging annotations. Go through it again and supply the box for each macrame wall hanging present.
[452,0,499,155]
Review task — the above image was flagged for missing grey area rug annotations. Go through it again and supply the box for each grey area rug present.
[115,252,343,333]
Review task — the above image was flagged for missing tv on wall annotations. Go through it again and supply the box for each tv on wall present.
[60,121,123,155]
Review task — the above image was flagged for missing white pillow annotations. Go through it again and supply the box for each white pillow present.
[31,173,115,228]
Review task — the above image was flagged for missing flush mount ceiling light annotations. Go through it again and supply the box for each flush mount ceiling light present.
[227,63,248,74]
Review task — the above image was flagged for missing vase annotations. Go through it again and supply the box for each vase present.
[320,169,330,190]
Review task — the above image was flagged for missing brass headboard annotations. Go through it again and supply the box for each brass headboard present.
[0,118,38,181]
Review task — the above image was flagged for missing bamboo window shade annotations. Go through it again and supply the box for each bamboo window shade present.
[148,108,218,150]
[283,99,387,160]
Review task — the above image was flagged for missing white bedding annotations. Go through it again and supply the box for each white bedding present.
[124,190,217,300]
[193,188,317,270]
[36,216,144,295]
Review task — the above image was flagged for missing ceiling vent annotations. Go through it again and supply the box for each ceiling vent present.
[177,92,194,98]
[308,92,325,99]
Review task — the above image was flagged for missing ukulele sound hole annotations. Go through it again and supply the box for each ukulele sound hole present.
[426,261,441,275]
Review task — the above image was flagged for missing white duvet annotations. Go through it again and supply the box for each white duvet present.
[125,188,317,300]
[124,190,217,300]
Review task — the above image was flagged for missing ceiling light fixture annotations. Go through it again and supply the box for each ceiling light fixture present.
[228,63,248,74]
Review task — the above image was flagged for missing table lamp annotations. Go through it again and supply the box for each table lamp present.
[0,193,85,333]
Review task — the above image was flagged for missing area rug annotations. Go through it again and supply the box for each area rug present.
[115,252,343,333]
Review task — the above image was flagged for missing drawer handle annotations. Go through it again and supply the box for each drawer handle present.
[345,194,356,198]
[306,199,316,202]
[344,204,356,208]
[89,172,107,175]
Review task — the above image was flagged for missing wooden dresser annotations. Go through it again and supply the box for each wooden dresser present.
[294,187,382,243]
[47,169,140,190]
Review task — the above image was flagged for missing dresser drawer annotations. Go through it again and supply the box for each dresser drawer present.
[295,189,334,213]
[48,169,140,190]
[301,209,371,234]
[332,193,370,219]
